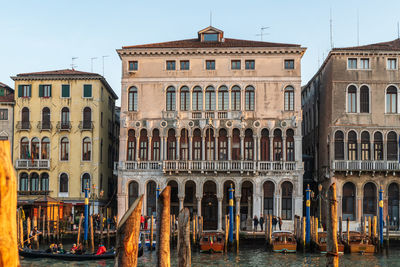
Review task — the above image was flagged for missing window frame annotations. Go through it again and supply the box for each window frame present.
[231,60,241,70]
[359,58,370,70]
[180,60,190,70]
[128,61,138,71]
[83,84,93,98]
[82,137,92,161]
[284,86,294,111]
[128,86,138,111]
[347,58,358,69]
[284,59,295,70]
[205,60,215,70]
[0,109,8,120]
[61,84,70,98]
[60,137,69,161]
[245,60,255,70]
[166,60,176,71]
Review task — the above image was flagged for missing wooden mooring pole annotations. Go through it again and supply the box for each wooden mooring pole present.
[178,208,191,267]
[150,215,154,252]
[326,183,338,267]
[77,213,83,245]
[115,195,143,267]
[346,218,350,246]
[156,186,171,267]
[27,217,31,247]
[386,215,390,249]
[90,215,95,253]
[236,214,239,253]
[0,140,20,266]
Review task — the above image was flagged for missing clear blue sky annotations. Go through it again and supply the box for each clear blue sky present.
[2,0,400,105]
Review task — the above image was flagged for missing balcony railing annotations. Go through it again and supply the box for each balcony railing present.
[78,121,93,131]
[118,161,163,171]
[15,159,50,169]
[56,121,71,131]
[18,190,51,196]
[16,121,31,131]
[332,160,400,172]
[37,121,52,131]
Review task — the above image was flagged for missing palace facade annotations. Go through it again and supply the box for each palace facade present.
[0,82,14,155]
[302,39,400,229]
[116,27,306,230]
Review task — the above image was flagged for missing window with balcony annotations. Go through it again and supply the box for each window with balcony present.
[81,173,90,192]
[167,129,176,160]
[361,131,370,160]
[284,59,294,70]
[40,173,49,192]
[387,58,397,70]
[284,86,294,111]
[261,129,270,161]
[59,173,68,193]
[193,129,202,160]
[231,128,241,160]
[386,86,398,113]
[18,85,31,98]
[218,86,228,111]
[374,132,384,160]
[19,173,28,191]
[231,60,241,70]
[41,107,50,129]
[273,129,282,161]
[82,137,91,161]
[30,173,39,191]
[128,61,138,71]
[387,131,398,160]
[286,129,295,161]
[281,181,293,220]
[180,129,189,160]
[166,86,176,111]
[41,137,50,159]
[245,60,255,70]
[152,129,160,161]
[61,107,70,129]
[20,137,29,159]
[231,86,241,111]
[360,86,369,113]
[128,86,138,111]
[245,86,255,111]
[60,137,69,161]
[21,107,30,129]
[180,86,190,111]
[363,182,377,217]
[206,60,215,70]
[166,60,176,70]
[31,137,40,160]
[139,129,148,160]
[192,86,203,111]
[127,129,136,161]
[244,129,254,160]
[205,86,216,111]
[334,131,344,160]
[348,131,357,160]
[347,85,357,113]
[180,60,189,70]
[39,85,51,98]
[205,128,215,160]
[83,107,92,129]
[342,182,356,220]
[218,128,228,160]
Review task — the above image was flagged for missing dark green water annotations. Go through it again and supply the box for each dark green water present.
[20,247,400,266]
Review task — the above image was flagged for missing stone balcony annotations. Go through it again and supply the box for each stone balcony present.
[332,160,400,172]
[116,160,300,174]
[15,159,50,169]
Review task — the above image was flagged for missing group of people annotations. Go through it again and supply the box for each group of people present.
[253,215,283,232]
[46,243,66,254]
[45,243,106,255]
[70,214,117,231]
[140,215,156,230]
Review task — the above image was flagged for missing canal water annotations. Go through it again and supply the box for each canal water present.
[20,246,400,267]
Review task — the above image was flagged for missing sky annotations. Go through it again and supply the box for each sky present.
[1,0,400,105]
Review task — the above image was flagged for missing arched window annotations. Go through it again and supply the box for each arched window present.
[61,107,70,129]
[334,131,344,160]
[127,129,136,161]
[192,86,203,111]
[261,129,269,161]
[83,107,91,129]
[82,137,91,161]
[205,86,216,111]
[42,107,50,129]
[152,129,160,161]
[374,132,383,160]
[205,128,215,160]
[348,131,357,160]
[180,129,189,160]
[128,86,138,111]
[60,137,69,161]
[286,129,295,161]
[167,129,176,160]
[218,86,228,111]
[128,181,139,207]
[232,128,241,160]
[180,86,189,111]
[386,86,398,113]
[347,85,357,113]
[363,183,377,217]
[192,129,202,160]
[139,129,148,160]
[146,181,156,215]
[20,137,29,159]
[245,86,255,111]
[342,182,356,220]
[244,129,253,160]
[361,131,370,160]
[218,129,228,160]
[40,173,49,192]
[387,131,398,160]
[30,173,39,192]
[59,173,68,193]
[41,137,50,159]
[231,86,241,111]
[360,86,369,113]
[166,86,176,111]
[273,129,282,161]
[388,183,399,228]
[22,107,29,129]
[19,172,28,191]
[284,86,294,111]
[31,137,39,159]
[263,181,274,215]
[81,173,90,192]
[281,181,293,220]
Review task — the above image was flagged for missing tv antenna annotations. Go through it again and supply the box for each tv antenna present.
[210,11,212,26]
[357,10,360,45]
[330,8,334,49]
[71,57,78,70]
[90,57,97,72]
[397,22,399,39]
[102,55,109,76]
[255,26,270,41]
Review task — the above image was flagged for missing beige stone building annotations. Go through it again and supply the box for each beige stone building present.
[302,39,400,229]
[116,26,306,230]
[12,69,118,218]
[0,82,14,156]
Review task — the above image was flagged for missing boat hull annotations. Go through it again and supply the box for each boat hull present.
[349,244,375,254]
[200,244,224,253]
[19,249,115,261]
[317,244,345,254]
[272,244,297,253]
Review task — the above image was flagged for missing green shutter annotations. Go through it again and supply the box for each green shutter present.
[62,85,70,98]
[18,85,23,97]
[39,85,44,97]
[84,84,92,98]
[49,85,52,97]
[28,85,32,97]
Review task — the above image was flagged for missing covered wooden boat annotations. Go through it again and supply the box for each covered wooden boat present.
[342,231,375,254]
[19,248,116,261]
[316,232,344,254]
[271,231,297,253]
[199,232,224,253]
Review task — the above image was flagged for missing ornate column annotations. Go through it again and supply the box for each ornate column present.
[240,135,244,160]
[136,136,140,161]
[218,196,223,231]
[269,135,274,161]
[179,196,184,211]
[202,136,205,161]
[235,196,241,216]
[148,136,152,161]
[228,135,232,160]
[257,135,261,161]
[215,133,219,161]
[188,135,193,160]
[160,136,164,161]
[197,196,202,216]
[176,134,180,160]
[282,134,286,161]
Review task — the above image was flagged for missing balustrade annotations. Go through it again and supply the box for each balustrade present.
[332,160,400,171]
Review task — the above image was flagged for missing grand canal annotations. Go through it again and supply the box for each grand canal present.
[20,246,400,266]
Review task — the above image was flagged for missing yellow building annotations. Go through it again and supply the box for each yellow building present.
[11,69,118,218]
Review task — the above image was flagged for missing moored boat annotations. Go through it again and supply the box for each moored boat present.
[19,248,115,261]
[316,232,344,254]
[342,231,375,254]
[271,231,297,253]
[143,231,156,250]
[199,232,224,253]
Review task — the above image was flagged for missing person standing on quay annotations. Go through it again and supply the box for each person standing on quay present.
[278,217,282,231]
[253,215,259,232]
[272,216,277,230]
[259,215,264,231]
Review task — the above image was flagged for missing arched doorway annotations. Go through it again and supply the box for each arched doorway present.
[363,182,377,218]
[281,182,293,220]
[263,181,274,216]
[202,181,218,230]
[388,183,399,229]
[128,181,139,208]
[240,181,253,229]
[146,181,156,216]
[342,182,356,221]
[168,180,179,216]
[184,180,197,216]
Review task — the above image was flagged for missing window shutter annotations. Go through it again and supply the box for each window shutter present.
[49,85,52,97]
[84,84,92,98]
[28,85,32,97]
[39,85,43,97]
[62,85,70,97]
[18,85,23,97]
